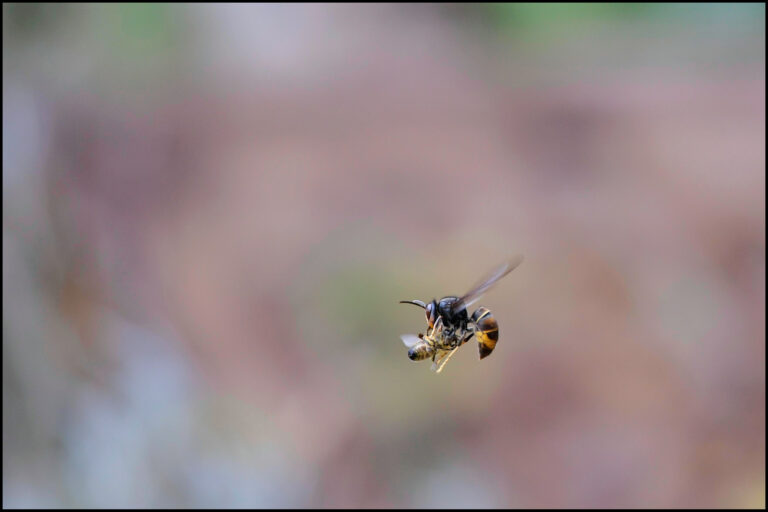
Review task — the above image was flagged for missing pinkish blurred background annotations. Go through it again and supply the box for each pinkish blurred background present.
[3,3,765,508]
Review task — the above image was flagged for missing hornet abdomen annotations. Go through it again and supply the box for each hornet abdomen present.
[471,307,499,359]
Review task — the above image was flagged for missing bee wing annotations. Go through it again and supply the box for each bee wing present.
[400,334,422,348]
[451,254,523,314]
[431,347,459,373]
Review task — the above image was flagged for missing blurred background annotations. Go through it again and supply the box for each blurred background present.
[2,3,765,508]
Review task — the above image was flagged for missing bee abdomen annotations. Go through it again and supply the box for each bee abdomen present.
[408,342,435,361]
[471,307,499,359]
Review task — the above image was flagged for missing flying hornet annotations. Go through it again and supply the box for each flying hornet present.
[399,255,523,373]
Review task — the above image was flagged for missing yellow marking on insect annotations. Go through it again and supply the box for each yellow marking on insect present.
[476,309,492,322]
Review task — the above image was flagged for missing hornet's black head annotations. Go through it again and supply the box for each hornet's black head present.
[400,297,469,331]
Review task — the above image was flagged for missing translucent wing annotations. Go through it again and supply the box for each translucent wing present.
[400,334,422,348]
[451,254,523,314]
[431,347,460,373]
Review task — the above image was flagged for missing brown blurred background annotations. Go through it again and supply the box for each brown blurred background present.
[3,3,765,508]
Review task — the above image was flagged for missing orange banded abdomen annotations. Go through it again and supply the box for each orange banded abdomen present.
[471,307,499,359]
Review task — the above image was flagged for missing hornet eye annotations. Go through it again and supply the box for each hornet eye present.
[425,303,436,327]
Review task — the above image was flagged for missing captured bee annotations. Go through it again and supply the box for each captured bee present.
[399,255,523,373]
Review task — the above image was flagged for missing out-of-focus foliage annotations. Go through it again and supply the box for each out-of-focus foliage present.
[3,3,765,508]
